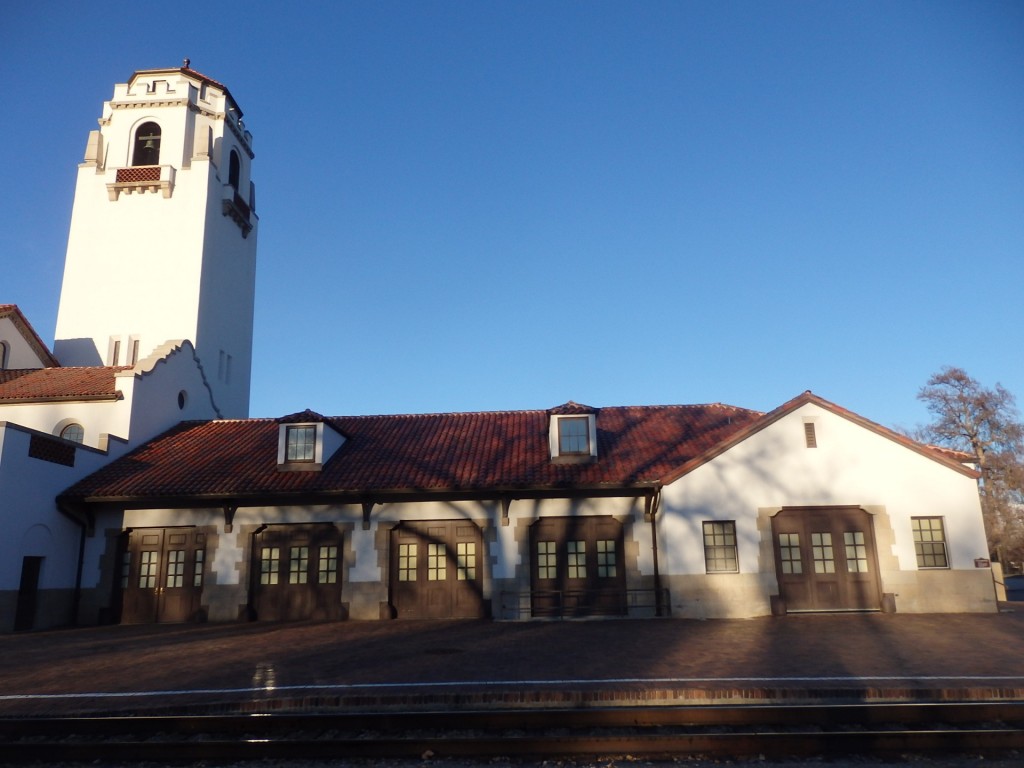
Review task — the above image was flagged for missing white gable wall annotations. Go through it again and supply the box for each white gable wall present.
[0,317,50,369]
[658,402,994,617]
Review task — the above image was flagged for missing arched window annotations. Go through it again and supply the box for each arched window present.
[228,149,241,189]
[60,423,85,444]
[132,122,161,166]
[0,341,8,369]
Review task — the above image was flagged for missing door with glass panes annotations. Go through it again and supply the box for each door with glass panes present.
[389,521,486,619]
[253,525,343,621]
[530,516,626,617]
[771,507,881,612]
[120,528,206,624]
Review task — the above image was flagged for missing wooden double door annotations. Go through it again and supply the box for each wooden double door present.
[389,521,487,619]
[530,516,627,617]
[771,507,882,612]
[120,528,206,624]
[252,525,344,621]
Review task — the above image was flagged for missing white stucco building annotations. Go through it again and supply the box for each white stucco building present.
[0,64,998,633]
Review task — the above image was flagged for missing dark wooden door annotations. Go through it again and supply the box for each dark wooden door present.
[390,521,485,619]
[252,525,343,621]
[771,507,881,612]
[13,557,43,631]
[121,529,205,624]
[530,516,626,617]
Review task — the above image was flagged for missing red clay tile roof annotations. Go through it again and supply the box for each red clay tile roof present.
[59,403,763,504]
[0,304,59,367]
[0,366,130,403]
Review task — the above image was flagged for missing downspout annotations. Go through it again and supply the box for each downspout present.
[57,500,90,627]
[646,488,663,617]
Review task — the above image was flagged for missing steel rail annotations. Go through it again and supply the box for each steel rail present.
[1,702,1022,763]
[1,729,1023,763]
[1,700,1023,735]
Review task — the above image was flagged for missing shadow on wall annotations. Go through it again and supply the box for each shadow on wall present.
[52,339,102,367]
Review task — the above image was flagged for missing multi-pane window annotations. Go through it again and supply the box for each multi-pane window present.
[567,541,586,578]
[912,517,949,568]
[558,417,590,455]
[166,550,185,588]
[844,531,869,572]
[60,423,85,444]
[319,545,338,584]
[596,540,617,578]
[260,547,281,585]
[285,425,316,462]
[456,542,476,581]
[138,551,158,589]
[193,549,205,588]
[427,543,447,581]
[289,546,309,584]
[398,543,417,582]
[703,521,739,573]
[537,541,557,579]
[778,533,802,574]
[811,532,836,574]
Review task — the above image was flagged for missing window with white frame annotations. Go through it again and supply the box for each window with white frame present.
[549,414,597,460]
[703,521,739,573]
[912,517,949,568]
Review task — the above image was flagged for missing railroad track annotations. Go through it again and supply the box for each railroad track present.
[1,701,1022,763]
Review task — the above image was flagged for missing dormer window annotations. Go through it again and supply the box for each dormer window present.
[558,417,591,455]
[285,425,316,462]
[276,416,346,472]
[549,412,598,462]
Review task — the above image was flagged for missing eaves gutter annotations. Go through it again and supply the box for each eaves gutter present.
[0,393,123,405]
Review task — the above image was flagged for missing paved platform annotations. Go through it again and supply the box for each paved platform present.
[1,609,1023,716]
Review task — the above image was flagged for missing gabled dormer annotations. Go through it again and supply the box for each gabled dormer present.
[548,401,598,463]
[0,305,60,370]
[276,410,346,472]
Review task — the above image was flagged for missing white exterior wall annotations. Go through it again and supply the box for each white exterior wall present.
[0,423,130,631]
[658,402,994,617]
[0,317,50,369]
[0,343,219,630]
[54,70,257,417]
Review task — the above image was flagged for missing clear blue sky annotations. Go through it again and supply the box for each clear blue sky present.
[2,1,1021,430]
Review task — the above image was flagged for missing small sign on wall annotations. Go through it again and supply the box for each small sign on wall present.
[974,558,991,568]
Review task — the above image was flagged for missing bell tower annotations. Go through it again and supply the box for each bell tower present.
[54,62,258,417]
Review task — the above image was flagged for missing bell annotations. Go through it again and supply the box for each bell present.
[142,138,157,150]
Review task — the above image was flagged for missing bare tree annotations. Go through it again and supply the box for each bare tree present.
[917,367,1024,569]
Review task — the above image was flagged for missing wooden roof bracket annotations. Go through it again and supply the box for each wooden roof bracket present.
[643,488,661,522]
[500,496,513,527]
[223,504,238,533]
[362,501,375,530]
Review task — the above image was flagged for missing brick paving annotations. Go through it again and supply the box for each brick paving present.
[1,609,1022,715]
